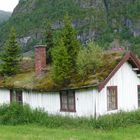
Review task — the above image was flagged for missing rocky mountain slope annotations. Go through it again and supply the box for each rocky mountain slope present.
[0,0,140,54]
[0,10,11,24]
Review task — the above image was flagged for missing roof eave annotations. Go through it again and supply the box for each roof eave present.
[98,52,140,92]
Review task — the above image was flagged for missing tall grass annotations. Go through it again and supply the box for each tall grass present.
[0,103,140,129]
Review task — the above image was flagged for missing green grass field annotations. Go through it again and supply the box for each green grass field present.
[0,125,140,140]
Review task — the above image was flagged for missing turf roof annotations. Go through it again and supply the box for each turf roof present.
[0,51,126,92]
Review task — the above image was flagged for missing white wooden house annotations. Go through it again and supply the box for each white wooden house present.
[0,45,140,118]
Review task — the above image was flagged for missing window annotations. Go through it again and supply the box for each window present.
[107,86,118,111]
[16,90,23,104]
[10,89,23,104]
[10,89,14,103]
[60,90,76,112]
[138,85,140,107]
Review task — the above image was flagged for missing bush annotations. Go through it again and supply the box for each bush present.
[76,41,103,80]
[0,103,33,125]
[1,103,140,130]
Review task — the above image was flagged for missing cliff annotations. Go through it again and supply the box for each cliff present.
[0,0,139,54]
[0,10,11,24]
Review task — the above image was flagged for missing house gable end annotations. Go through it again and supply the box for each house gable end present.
[98,52,140,92]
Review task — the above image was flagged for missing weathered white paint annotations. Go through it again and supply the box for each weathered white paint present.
[75,89,97,117]
[0,89,10,104]
[60,89,97,117]
[97,62,140,116]
[23,91,60,114]
[23,89,97,117]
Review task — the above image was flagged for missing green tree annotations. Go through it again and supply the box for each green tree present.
[52,39,71,85]
[0,27,21,76]
[51,15,81,85]
[61,15,80,71]
[44,22,54,64]
[76,41,103,80]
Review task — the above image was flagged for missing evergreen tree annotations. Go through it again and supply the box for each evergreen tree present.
[52,38,71,85]
[0,27,21,76]
[51,15,80,85]
[62,15,80,70]
[44,22,54,64]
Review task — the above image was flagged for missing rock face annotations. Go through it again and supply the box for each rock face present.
[0,10,11,24]
[0,0,139,52]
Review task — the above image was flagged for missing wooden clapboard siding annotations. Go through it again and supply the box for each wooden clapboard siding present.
[97,62,140,116]
[0,89,10,104]
[23,89,97,117]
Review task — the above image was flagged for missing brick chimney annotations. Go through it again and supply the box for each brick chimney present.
[35,45,46,76]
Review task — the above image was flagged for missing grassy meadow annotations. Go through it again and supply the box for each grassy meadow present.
[0,124,140,140]
[0,103,140,139]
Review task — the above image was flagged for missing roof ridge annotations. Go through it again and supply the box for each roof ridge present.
[98,51,140,92]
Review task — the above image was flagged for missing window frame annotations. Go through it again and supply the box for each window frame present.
[137,85,140,108]
[16,90,23,104]
[107,86,118,111]
[10,89,23,104]
[60,90,76,112]
[10,89,14,103]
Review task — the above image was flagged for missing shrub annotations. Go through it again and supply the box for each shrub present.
[76,41,103,80]
[1,103,140,130]
[0,103,33,125]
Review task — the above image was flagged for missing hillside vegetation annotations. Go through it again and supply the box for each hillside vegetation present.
[0,10,11,24]
[0,0,140,54]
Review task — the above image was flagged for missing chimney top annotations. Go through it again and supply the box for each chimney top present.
[34,45,47,48]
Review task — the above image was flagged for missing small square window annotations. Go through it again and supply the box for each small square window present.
[10,89,23,104]
[60,90,76,112]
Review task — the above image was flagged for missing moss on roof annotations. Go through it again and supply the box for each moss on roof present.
[0,51,125,91]
[69,51,124,88]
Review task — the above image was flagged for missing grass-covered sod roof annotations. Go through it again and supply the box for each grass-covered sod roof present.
[0,51,127,92]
